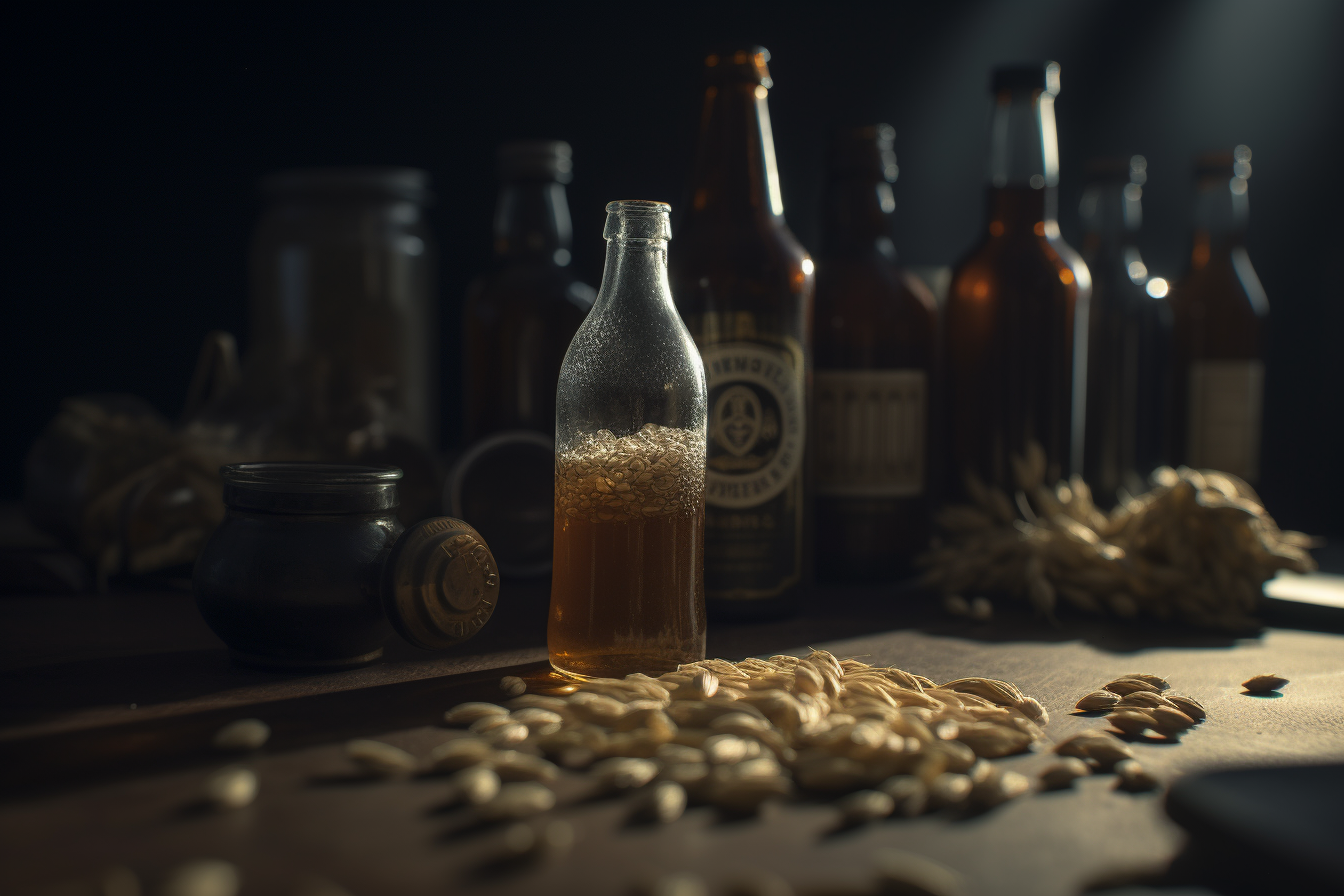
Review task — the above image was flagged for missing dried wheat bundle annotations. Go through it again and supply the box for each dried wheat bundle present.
[919,442,1316,630]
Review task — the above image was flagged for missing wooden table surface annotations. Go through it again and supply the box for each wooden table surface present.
[2,576,1343,896]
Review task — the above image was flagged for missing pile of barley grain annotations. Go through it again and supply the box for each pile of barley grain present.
[919,442,1316,630]
[417,651,1049,824]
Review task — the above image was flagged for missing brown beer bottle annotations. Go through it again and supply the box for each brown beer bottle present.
[1168,146,1268,483]
[669,47,814,620]
[463,141,595,441]
[945,62,1090,494]
[459,142,595,576]
[813,125,936,580]
[1079,156,1173,501]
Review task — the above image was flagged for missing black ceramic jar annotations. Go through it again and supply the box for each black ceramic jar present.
[194,463,499,669]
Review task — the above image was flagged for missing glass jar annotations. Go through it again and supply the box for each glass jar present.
[194,463,499,669]
[206,168,440,523]
[547,201,709,678]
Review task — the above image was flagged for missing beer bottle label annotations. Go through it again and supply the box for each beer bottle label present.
[1187,360,1264,482]
[701,341,805,599]
[813,370,926,497]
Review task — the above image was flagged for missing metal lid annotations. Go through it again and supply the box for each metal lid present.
[498,141,573,183]
[221,463,402,514]
[382,517,500,650]
[260,167,431,204]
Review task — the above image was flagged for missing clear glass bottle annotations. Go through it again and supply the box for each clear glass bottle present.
[1079,155,1173,500]
[945,63,1091,494]
[548,201,708,679]
[813,124,937,581]
[668,47,814,620]
[1168,146,1268,484]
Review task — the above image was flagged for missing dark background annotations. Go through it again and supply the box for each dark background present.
[5,0,1342,533]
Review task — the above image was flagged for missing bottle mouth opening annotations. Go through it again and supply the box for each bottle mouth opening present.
[605,200,671,215]
[604,201,672,240]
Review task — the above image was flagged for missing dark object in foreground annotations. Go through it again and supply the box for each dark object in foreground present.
[194,463,499,669]
[1165,764,1344,894]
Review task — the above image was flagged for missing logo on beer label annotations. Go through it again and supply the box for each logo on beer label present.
[702,342,804,509]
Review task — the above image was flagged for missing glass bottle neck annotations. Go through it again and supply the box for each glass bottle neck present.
[684,80,786,227]
[984,87,1059,231]
[986,186,1056,232]
[989,87,1058,190]
[821,177,897,257]
[1192,176,1249,246]
[494,180,573,264]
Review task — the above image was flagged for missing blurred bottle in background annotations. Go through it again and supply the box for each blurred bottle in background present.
[812,125,936,581]
[25,168,443,579]
[1168,146,1268,484]
[1079,155,1172,502]
[945,62,1090,495]
[230,167,441,522]
[456,141,596,576]
[669,47,814,620]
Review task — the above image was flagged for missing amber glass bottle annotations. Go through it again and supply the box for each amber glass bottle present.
[1079,156,1172,501]
[669,47,814,619]
[813,125,936,581]
[1168,146,1268,483]
[459,142,595,575]
[463,141,595,441]
[945,63,1090,494]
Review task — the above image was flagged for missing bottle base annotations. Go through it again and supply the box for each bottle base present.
[549,652,700,680]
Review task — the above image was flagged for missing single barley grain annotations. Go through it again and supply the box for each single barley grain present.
[1241,673,1289,693]
[1039,757,1090,790]
[204,766,257,809]
[478,782,556,820]
[500,675,528,698]
[212,719,270,752]
[1075,691,1121,712]
[346,739,416,776]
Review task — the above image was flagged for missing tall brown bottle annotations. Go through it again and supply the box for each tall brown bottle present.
[1168,146,1268,484]
[459,141,595,576]
[813,125,936,581]
[669,47,814,619]
[945,63,1090,495]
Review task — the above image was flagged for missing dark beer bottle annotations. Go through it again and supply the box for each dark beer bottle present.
[813,125,936,580]
[945,62,1090,494]
[1168,146,1268,483]
[669,47,814,619]
[459,141,595,576]
[463,141,595,442]
[1079,156,1173,501]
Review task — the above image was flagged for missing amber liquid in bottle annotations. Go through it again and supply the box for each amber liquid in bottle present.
[549,426,706,678]
[945,64,1090,493]
[669,47,814,619]
[1168,147,1268,484]
[813,125,936,580]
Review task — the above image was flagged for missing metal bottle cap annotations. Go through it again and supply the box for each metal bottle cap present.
[382,517,500,650]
